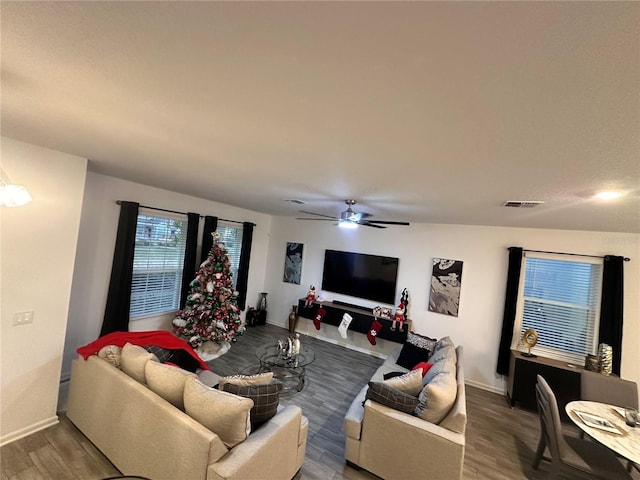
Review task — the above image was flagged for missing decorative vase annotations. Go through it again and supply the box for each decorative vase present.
[288,305,299,335]
[597,343,613,375]
[257,292,268,311]
[584,354,601,372]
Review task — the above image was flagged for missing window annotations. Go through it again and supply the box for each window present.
[216,223,243,289]
[130,211,187,319]
[512,252,603,363]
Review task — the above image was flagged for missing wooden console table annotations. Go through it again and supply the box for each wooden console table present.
[507,349,582,421]
[296,299,409,344]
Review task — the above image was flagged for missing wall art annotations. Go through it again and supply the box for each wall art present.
[283,242,304,284]
[428,258,463,317]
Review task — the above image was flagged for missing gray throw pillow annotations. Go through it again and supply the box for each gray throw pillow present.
[221,382,283,427]
[365,381,419,414]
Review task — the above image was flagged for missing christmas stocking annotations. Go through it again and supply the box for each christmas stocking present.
[338,313,353,339]
[367,319,383,345]
[313,307,326,330]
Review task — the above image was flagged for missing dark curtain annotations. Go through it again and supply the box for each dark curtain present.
[179,212,200,309]
[599,255,624,376]
[200,215,218,264]
[235,222,254,311]
[100,201,139,336]
[496,247,524,375]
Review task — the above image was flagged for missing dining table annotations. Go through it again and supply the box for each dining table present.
[565,400,640,466]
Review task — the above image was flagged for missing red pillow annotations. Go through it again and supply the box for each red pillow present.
[412,362,433,377]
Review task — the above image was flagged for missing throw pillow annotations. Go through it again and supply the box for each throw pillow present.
[435,336,454,352]
[429,343,457,365]
[412,362,433,377]
[423,351,456,385]
[414,371,457,423]
[120,343,157,384]
[383,368,424,396]
[183,377,253,448]
[145,360,197,410]
[218,372,274,389]
[221,382,283,428]
[143,345,174,363]
[396,332,436,369]
[365,382,419,414]
[97,345,122,368]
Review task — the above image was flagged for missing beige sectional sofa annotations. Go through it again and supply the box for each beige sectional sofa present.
[344,339,466,480]
[67,345,308,480]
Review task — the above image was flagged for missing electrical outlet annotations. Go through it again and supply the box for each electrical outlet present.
[12,311,34,326]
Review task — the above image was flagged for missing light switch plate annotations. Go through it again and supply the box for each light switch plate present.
[12,311,34,325]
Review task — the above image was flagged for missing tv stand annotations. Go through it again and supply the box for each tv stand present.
[296,299,408,344]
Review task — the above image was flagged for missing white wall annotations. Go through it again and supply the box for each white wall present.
[264,218,640,393]
[60,172,273,388]
[0,138,87,445]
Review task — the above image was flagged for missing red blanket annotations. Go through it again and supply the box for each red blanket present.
[76,330,209,371]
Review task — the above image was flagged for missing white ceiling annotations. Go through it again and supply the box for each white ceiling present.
[2,1,639,233]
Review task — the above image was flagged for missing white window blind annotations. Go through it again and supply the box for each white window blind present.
[130,211,187,319]
[513,253,602,363]
[216,223,243,289]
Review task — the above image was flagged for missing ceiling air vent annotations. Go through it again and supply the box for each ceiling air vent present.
[503,200,544,208]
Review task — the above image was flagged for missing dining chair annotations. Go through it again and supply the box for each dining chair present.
[580,370,639,472]
[533,375,631,480]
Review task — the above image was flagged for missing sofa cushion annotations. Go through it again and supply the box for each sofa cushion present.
[415,371,457,423]
[184,377,253,448]
[366,382,419,414]
[97,345,122,368]
[396,332,437,369]
[423,348,456,385]
[221,382,283,427]
[435,336,455,352]
[218,372,274,389]
[429,342,457,365]
[145,360,197,410]
[383,368,424,396]
[120,343,157,384]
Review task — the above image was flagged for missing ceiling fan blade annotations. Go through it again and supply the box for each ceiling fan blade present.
[358,221,386,229]
[364,220,410,226]
[296,217,337,221]
[298,210,339,220]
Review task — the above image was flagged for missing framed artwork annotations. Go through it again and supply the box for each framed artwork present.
[283,242,304,284]
[428,258,463,317]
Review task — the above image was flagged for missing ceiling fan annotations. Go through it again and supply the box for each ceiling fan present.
[296,199,410,229]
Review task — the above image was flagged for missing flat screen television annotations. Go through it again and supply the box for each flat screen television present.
[321,249,399,305]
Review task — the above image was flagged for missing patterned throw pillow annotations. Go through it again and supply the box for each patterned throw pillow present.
[184,377,253,448]
[97,345,122,368]
[396,332,437,369]
[365,382,419,414]
[221,382,283,427]
[143,345,174,363]
[383,369,424,396]
[218,372,274,389]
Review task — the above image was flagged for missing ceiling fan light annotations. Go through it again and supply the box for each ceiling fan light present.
[338,220,358,229]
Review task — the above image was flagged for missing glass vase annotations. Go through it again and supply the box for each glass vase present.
[257,292,268,311]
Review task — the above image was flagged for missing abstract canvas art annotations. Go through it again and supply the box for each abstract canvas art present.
[428,258,463,317]
[283,242,304,284]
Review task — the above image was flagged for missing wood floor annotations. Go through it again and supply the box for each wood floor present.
[2,323,637,480]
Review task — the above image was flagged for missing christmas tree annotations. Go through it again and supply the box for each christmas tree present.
[173,234,245,349]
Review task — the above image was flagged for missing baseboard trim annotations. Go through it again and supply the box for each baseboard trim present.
[0,415,59,447]
[465,378,506,395]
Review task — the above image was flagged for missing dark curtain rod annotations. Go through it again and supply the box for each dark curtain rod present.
[510,247,630,262]
[116,200,255,226]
